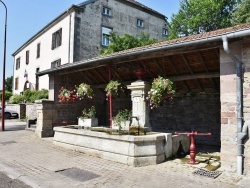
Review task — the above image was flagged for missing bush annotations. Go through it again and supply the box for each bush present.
[8,89,48,104]
[0,91,13,101]
[9,94,25,104]
[24,89,48,103]
[24,90,37,102]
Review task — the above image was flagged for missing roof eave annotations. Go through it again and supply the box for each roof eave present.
[37,26,250,77]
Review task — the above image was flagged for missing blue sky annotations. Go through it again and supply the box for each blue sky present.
[0,0,180,85]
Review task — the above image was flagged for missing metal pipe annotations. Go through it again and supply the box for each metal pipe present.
[222,36,244,175]
[0,0,7,132]
[109,65,113,128]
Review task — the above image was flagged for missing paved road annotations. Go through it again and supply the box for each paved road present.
[0,120,249,188]
[0,171,31,188]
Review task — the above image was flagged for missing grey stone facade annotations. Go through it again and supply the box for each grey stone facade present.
[73,0,167,61]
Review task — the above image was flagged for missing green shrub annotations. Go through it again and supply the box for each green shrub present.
[8,89,48,104]
[24,89,48,103]
[24,90,37,102]
[9,94,25,104]
[0,91,13,101]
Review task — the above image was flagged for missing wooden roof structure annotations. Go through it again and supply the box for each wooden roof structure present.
[38,23,250,94]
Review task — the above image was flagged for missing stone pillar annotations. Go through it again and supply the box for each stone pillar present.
[35,99,56,138]
[127,81,151,130]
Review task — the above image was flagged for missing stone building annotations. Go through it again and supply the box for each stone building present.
[37,23,250,175]
[12,0,168,94]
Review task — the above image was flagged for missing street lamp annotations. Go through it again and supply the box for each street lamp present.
[0,0,7,131]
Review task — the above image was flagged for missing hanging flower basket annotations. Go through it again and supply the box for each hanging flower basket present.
[147,76,175,109]
[58,83,94,102]
[58,87,78,102]
[105,80,126,98]
[76,83,94,100]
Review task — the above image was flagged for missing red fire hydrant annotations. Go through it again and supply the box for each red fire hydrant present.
[175,131,212,165]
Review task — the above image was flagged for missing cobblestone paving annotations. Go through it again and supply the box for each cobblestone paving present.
[0,127,247,188]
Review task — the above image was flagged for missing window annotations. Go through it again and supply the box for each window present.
[137,19,144,27]
[102,27,112,46]
[37,43,40,58]
[51,59,61,68]
[102,7,111,16]
[26,50,29,65]
[16,57,20,70]
[15,77,19,90]
[162,28,169,36]
[51,28,62,50]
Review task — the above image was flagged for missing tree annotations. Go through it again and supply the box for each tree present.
[169,0,239,39]
[232,0,250,24]
[101,32,158,55]
[5,76,13,92]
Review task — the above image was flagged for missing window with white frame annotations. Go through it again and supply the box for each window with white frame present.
[102,7,111,16]
[51,59,61,68]
[102,27,112,46]
[51,28,62,50]
[16,57,20,70]
[15,77,19,90]
[137,19,144,27]
[162,28,169,36]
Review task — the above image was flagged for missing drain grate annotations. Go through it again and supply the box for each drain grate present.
[55,167,100,182]
[193,168,222,179]
[0,141,17,145]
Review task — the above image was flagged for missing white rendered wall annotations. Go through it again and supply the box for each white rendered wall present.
[13,12,75,94]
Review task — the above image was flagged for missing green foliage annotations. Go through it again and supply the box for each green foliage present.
[101,32,158,55]
[5,76,13,92]
[8,89,48,104]
[80,106,96,119]
[232,0,250,24]
[169,0,239,39]
[0,91,13,101]
[147,76,175,109]
[113,109,132,127]
[9,94,25,104]
[24,89,48,103]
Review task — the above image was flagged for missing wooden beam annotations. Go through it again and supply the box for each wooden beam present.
[182,54,203,91]
[198,51,219,92]
[169,72,219,81]
[154,59,166,77]
[167,56,190,92]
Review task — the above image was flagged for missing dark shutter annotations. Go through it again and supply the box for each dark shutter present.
[26,50,29,64]
[52,33,55,50]
[37,43,40,58]
[59,28,62,46]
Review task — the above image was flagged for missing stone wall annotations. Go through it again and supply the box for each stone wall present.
[242,38,250,173]
[150,94,221,147]
[220,38,250,174]
[220,42,239,173]
[5,103,36,119]
[73,0,167,62]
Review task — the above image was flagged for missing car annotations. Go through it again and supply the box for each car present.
[0,106,19,119]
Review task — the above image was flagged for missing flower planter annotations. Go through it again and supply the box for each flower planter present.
[78,118,98,127]
[112,120,131,131]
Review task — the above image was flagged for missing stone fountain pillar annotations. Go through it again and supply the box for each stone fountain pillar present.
[127,81,152,131]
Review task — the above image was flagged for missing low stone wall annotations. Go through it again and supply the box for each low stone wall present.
[53,126,190,166]
[5,103,37,120]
